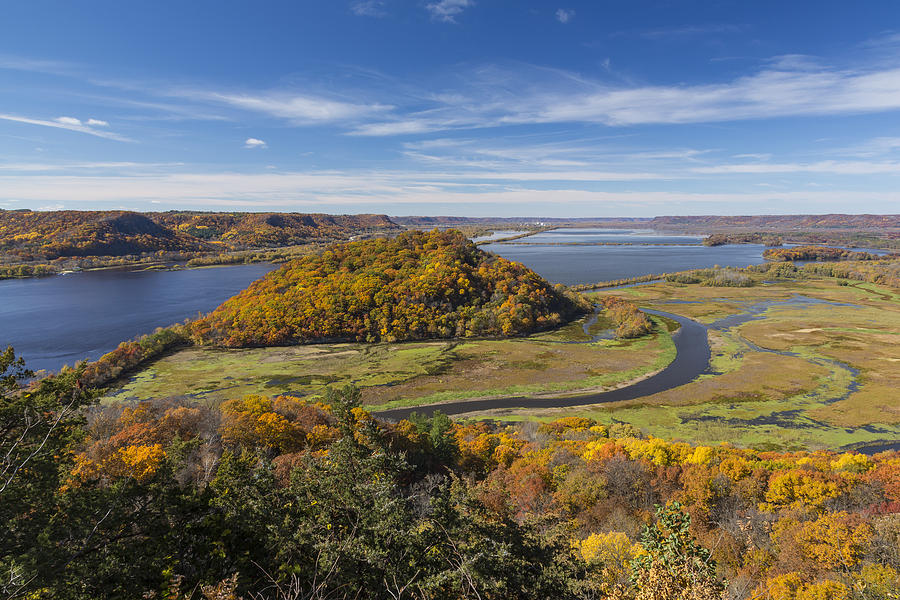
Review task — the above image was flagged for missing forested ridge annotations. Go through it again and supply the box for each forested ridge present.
[651,214,900,230]
[2,349,898,600]
[0,209,399,261]
[192,229,589,346]
[763,246,890,262]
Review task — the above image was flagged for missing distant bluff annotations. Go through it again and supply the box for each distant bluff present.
[0,210,399,259]
[191,229,588,346]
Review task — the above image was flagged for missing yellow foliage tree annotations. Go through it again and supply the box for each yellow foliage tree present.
[753,575,851,600]
[794,512,873,570]
[117,443,166,482]
[764,471,842,512]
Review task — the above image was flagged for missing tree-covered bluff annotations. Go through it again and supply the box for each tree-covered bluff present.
[0,209,399,265]
[192,229,589,347]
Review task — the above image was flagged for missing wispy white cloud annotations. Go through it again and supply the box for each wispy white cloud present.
[1,169,895,215]
[190,91,393,124]
[515,67,900,126]
[634,24,746,39]
[14,50,900,143]
[0,54,78,75]
[839,136,900,157]
[244,137,267,149]
[0,161,181,172]
[350,1,386,17]
[352,119,449,136]
[556,9,574,24]
[732,153,772,161]
[0,113,130,141]
[75,93,234,123]
[693,160,900,175]
[426,0,473,23]
[350,60,900,135]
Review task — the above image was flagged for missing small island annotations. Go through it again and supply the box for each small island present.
[191,229,589,346]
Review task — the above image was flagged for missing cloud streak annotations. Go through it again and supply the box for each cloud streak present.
[425,0,473,23]
[349,60,900,135]
[13,50,900,141]
[638,24,746,39]
[556,9,574,24]
[1,169,896,216]
[0,113,130,141]
[190,91,393,124]
[350,1,386,17]
[693,160,900,175]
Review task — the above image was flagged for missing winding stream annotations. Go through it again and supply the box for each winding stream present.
[374,308,711,421]
[653,296,863,428]
[375,294,874,428]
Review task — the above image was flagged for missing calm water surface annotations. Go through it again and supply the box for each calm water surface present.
[517,228,704,245]
[469,230,527,243]
[0,264,276,373]
[485,231,767,286]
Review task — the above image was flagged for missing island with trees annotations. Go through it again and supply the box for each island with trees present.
[191,229,589,346]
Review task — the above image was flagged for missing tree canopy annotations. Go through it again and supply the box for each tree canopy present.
[192,229,588,346]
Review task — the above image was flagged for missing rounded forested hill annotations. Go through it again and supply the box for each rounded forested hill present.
[192,229,588,346]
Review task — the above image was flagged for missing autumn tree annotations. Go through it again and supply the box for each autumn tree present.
[627,502,726,600]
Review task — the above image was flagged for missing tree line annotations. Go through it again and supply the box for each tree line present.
[763,246,887,262]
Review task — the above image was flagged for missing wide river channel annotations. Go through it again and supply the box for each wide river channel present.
[0,263,276,373]
[0,227,848,374]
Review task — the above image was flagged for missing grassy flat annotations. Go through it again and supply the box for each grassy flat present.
[103,312,675,408]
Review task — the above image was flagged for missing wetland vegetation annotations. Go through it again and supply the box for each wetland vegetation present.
[468,275,900,452]
[98,246,900,455]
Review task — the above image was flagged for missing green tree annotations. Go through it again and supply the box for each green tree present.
[628,501,726,600]
[0,348,96,597]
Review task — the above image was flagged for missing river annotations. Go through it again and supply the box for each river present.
[0,263,276,373]
[482,228,768,285]
[374,309,710,421]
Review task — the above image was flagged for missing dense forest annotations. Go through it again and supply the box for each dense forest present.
[152,212,399,248]
[655,216,900,250]
[391,216,650,228]
[650,214,900,230]
[394,214,900,232]
[0,210,205,259]
[762,246,886,262]
[2,349,898,600]
[0,209,399,262]
[192,229,589,346]
[703,234,784,247]
[797,259,900,289]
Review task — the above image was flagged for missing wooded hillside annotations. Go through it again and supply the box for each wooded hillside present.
[651,214,900,230]
[152,211,398,248]
[0,209,399,260]
[192,229,588,346]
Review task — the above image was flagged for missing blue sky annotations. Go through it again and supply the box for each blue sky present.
[2,1,900,217]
